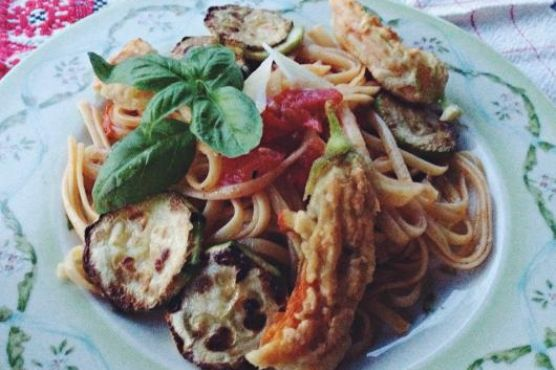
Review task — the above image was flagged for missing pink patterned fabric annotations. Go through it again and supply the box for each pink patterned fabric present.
[0,0,107,79]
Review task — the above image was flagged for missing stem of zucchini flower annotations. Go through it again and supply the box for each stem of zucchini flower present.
[304,101,353,199]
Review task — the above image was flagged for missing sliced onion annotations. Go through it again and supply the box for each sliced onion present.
[262,42,333,89]
[179,132,319,200]
[243,56,274,112]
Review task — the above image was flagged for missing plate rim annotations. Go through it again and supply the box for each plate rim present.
[1,1,555,370]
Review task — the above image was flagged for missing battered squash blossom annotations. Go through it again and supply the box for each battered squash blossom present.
[246,103,380,370]
[330,0,448,104]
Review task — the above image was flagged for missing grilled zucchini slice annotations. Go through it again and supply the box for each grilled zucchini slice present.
[375,92,457,158]
[244,26,304,61]
[171,36,218,59]
[83,192,197,311]
[204,5,293,50]
[171,35,250,74]
[166,243,285,370]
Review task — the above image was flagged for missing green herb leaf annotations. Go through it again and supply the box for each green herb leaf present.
[88,52,113,80]
[92,119,196,213]
[184,46,243,91]
[191,86,262,157]
[141,81,195,132]
[88,52,190,91]
[89,45,263,191]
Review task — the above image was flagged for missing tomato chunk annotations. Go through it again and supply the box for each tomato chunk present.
[261,88,343,146]
[219,147,285,185]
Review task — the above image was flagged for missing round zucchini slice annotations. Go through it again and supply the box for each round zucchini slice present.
[171,36,218,59]
[374,92,457,158]
[166,243,285,370]
[83,192,196,311]
[170,35,250,74]
[244,26,304,61]
[204,5,293,50]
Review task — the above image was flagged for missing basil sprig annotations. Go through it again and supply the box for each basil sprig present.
[89,46,263,213]
[88,46,261,157]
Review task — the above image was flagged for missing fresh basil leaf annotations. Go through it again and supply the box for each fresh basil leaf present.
[88,52,191,91]
[92,119,196,213]
[141,81,195,132]
[184,46,244,91]
[191,86,262,158]
[88,52,113,80]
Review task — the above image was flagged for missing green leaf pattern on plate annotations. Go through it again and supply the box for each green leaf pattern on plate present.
[467,328,556,370]
[7,327,31,370]
[0,136,35,164]
[532,280,556,309]
[0,200,37,312]
[413,36,450,54]
[30,339,80,370]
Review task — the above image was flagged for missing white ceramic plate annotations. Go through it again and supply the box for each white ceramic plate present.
[1,1,556,369]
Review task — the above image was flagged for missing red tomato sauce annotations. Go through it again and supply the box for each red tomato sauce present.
[102,102,117,142]
[219,147,286,185]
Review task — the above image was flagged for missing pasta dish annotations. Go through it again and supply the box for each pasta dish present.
[57,0,493,369]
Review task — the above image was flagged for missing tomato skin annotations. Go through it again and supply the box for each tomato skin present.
[219,147,285,185]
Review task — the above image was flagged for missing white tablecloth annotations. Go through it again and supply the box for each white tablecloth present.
[401,0,556,104]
